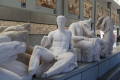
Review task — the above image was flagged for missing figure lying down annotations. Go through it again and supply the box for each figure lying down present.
[29,15,78,78]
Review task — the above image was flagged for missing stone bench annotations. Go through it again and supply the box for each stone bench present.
[33,46,120,80]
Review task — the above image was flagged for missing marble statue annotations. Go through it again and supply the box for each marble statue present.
[0,35,11,43]
[0,23,33,55]
[0,26,8,32]
[3,23,30,32]
[69,18,101,62]
[96,15,114,55]
[0,31,28,42]
[0,24,36,80]
[0,23,30,42]
[0,41,26,65]
[0,41,32,80]
[29,15,78,78]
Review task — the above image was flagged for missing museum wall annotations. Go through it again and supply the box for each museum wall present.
[0,0,119,46]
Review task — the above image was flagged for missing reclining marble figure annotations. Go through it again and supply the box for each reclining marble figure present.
[96,16,114,56]
[69,19,101,62]
[0,41,33,80]
[0,24,36,80]
[0,23,31,42]
[0,23,33,55]
[29,15,78,78]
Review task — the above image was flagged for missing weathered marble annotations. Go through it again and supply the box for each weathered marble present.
[3,23,31,32]
[0,20,57,34]
[0,31,28,42]
[0,60,32,80]
[0,41,26,65]
[29,15,78,78]
[0,23,31,42]
[0,41,32,80]
[0,24,35,80]
[0,26,9,32]
[0,23,33,55]
[0,35,11,43]
[96,16,115,56]
[69,18,101,62]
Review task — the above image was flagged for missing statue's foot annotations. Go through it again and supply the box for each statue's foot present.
[42,72,47,78]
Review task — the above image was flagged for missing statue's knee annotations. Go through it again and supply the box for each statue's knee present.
[66,52,74,59]
[34,45,46,51]
[34,45,41,49]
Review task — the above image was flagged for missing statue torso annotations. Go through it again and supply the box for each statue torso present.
[50,30,71,56]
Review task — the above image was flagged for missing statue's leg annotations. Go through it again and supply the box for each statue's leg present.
[89,38,101,61]
[99,38,108,57]
[36,61,55,77]
[42,52,76,77]
[0,67,22,80]
[77,40,94,62]
[29,45,54,76]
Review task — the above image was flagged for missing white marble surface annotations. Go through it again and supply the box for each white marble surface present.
[29,16,78,78]
[69,19,101,62]
[0,24,33,80]
[96,16,114,57]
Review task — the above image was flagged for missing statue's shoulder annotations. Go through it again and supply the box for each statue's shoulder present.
[69,22,79,29]
[70,22,79,26]
[48,30,56,36]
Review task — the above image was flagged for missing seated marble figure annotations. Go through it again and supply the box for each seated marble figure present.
[28,15,78,78]
[69,19,101,62]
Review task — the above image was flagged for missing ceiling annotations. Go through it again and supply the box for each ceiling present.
[103,0,120,10]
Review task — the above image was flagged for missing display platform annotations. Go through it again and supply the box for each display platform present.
[33,45,120,80]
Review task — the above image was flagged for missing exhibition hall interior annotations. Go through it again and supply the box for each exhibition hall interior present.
[0,0,120,80]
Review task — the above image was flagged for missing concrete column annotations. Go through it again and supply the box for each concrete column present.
[93,0,96,35]
[117,9,120,37]
[80,0,84,20]
[57,0,64,15]
[107,2,112,17]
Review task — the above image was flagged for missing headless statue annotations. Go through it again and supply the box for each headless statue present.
[29,15,78,78]
[0,41,32,80]
[69,19,101,62]
[96,16,114,56]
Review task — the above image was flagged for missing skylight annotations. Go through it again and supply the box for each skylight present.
[114,0,120,5]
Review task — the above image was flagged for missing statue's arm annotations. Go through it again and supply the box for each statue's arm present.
[41,31,53,47]
[69,25,86,41]
[82,25,95,38]
[96,15,106,29]
[72,36,87,41]
[101,18,106,31]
